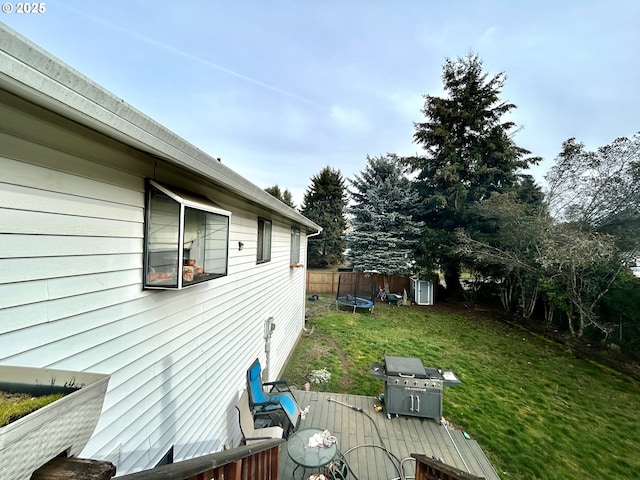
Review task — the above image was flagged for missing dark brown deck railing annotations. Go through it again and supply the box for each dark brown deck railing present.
[412,453,485,480]
[116,439,284,480]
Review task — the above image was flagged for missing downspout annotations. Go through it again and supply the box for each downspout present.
[304,228,322,301]
[305,228,322,265]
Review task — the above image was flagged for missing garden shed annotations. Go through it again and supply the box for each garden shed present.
[0,24,320,475]
[410,276,434,305]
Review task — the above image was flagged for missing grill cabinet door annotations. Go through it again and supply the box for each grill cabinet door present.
[420,389,442,419]
[385,379,443,419]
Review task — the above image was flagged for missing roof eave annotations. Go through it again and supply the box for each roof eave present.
[0,24,322,233]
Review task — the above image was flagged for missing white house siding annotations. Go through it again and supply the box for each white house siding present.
[0,92,311,473]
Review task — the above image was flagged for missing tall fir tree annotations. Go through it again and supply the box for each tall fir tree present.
[346,155,423,287]
[301,167,347,267]
[264,185,295,208]
[410,53,539,297]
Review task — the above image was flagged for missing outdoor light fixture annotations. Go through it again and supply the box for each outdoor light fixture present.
[238,241,244,250]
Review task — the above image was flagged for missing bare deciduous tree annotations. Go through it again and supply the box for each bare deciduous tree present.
[457,191,548,317]
[539,227,622,338]
[545,133,640,257]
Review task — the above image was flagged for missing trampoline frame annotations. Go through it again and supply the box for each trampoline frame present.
[335,273,376,313]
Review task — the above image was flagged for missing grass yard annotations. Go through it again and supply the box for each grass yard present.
[282,297,640,480]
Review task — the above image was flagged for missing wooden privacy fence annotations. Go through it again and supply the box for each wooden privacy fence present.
[307,270,411,295]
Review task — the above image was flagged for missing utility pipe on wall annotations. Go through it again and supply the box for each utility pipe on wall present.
[263,316,275,381]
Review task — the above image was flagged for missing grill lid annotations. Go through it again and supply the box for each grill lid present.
[384,356,427,378]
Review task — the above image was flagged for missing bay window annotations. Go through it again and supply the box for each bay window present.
[144,180,230,289]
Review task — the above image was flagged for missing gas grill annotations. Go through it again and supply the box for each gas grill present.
[370,356,460,420]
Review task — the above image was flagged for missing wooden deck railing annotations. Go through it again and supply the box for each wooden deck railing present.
[116,439,284,480]
[412,453,485,480]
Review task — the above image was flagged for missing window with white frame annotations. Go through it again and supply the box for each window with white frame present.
[144,180,230,289]
[290,227,301,265]
[257,217,272,263]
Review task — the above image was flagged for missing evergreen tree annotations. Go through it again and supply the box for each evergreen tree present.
[264,185,296,208]
[409,53,539,297]
[346,155,423,286]
[301,167,347,267]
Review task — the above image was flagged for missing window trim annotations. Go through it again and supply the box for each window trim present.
[256,217,272,264]
[149,180,231,217]
[144,179,231,290]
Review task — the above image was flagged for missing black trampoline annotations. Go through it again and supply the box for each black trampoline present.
[335,273,376,313]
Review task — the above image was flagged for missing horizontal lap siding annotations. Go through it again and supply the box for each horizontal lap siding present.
[0,105,308,473]
[226,210,307,379]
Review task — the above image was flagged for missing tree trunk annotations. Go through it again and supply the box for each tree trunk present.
[520,281,538,320]
[568,315,576,337]
[442,264,464,299]
[499,276,513,312]
[544,302,554,326]
[576,312,585,338]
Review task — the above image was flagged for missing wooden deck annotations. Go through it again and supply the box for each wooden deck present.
[279,390,500,480]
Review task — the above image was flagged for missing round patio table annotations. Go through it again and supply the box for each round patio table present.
[287,427,337,478]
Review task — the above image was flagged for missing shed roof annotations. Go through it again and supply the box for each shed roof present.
[0,24,321,233]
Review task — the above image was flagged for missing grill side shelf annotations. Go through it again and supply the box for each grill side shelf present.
[369,363,386,380]
[440,369,462,386]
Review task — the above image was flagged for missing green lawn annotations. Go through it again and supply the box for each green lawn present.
[282,298,640,480]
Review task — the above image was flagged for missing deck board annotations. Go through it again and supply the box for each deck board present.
[278,390,500,480]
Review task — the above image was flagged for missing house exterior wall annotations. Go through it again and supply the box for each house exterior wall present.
[0,90,310,473]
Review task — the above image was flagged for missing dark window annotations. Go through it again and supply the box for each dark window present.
[257,217,272,263]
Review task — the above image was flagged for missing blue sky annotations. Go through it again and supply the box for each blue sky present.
[2,0,639,205]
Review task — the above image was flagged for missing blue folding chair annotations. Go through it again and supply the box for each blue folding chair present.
[246,358,300,437]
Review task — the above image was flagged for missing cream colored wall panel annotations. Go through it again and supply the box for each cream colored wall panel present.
[0,302,49,337]
[80,300,206,373]
[0,291,195,362]
[0,253,141,284]
[0,182,142,222]
[227,253,256,270]
[0,284,145,335]
[0,153,142,206]
[0,209,140,237]
[0,270,141,310]
[0,94,151,188]
[0,278,49,309]
[87,317,219,456]
[0,234,142,258]
[44,284,144,323]
[101,327,210,418]
[47,269,142,299]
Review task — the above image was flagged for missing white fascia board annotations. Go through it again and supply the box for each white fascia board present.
[0,24,321,234]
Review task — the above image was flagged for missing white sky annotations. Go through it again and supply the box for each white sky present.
[2,0,639,206]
